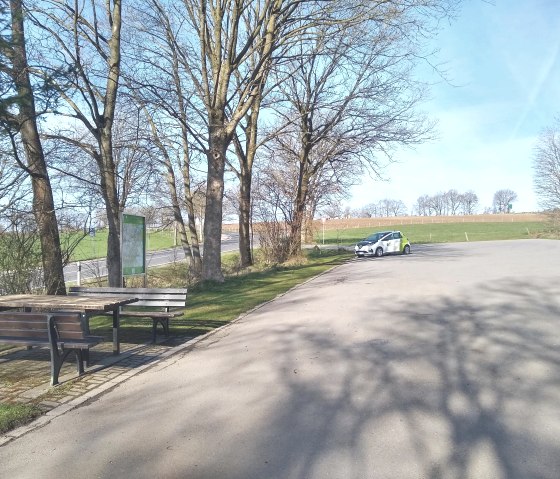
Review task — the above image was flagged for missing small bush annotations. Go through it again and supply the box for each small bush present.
[0,215,43,294]
[257,221,292,264]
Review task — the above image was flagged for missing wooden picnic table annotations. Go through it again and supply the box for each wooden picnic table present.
[0,294,138,355]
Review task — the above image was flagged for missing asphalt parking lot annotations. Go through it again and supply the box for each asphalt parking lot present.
[1,239,560,479]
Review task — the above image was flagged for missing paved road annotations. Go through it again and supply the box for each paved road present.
[3,240,560,478]
[64,233,240,283]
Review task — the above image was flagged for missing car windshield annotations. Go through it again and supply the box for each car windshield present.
[364,232,390,242]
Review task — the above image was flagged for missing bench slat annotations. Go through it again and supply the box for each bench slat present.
[116,310,184,318]
[0,329,49,339]
[0,337,49,346]
[70,287,187,294]
[0,320,48,329]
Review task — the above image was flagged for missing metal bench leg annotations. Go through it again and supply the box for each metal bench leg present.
[49,348,73,386]
[75,349,85,375]
[152,318,170,343]
[83,348,90,367]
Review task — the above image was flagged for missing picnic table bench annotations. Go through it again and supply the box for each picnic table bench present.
[0,312,102,386]
[68,287,188,343]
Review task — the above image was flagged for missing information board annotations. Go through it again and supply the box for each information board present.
[121,214,146,276]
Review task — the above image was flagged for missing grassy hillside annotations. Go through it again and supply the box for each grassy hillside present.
[315,221,551,245]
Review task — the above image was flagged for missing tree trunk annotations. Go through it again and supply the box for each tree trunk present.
[289,144,312,256]
[290,180,309,256]
[180,143,202,276]
[98,133,122,287]
[236,94,262,268]
[183,189,203,275]
[10,0,66,295]
[164,164,193,265]
[202,126,227,282]
[238,170,253,267]
[99,0,123,287]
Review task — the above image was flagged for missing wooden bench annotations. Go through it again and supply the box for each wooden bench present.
[0,312,102,386]
[68,287,188,343]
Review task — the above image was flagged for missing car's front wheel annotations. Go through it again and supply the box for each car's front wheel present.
[403,244,411,255]
[375,247,383,257]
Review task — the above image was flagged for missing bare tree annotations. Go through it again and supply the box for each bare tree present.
[429,192,447,216]
[165,0,330,281]
[460,190,479,215]
[0,0,66,294]
[30,0,124,286]
[126,0,206,276]
[415,195,431,216]
[493,189,517,213]
[444,189,461,215]
[375,199,406,217]
[268,1,445,254]
[361,203,380,218]
[533,123,560,216]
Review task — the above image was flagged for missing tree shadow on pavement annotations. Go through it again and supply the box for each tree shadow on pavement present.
[219,278,560,479]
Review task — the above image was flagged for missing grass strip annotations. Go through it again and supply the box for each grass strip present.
[66,229,176,262]
[0,404,43,434]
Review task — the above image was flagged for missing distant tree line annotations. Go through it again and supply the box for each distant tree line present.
[414,190,480,216]
[321,188,521,219]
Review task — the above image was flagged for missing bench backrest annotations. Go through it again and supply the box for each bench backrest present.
[69,287,187,309]
[0,312,49,340]
[51,313,90,341]
[0,312,85,341]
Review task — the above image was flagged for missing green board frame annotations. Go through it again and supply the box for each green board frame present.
[121,213,146,277]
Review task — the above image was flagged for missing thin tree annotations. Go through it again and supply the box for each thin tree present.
[30,0,124,286]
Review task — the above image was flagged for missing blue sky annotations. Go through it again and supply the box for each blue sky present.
[349,0,560,213]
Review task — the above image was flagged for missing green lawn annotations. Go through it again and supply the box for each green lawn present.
[65,229,176,262]
[316,221,551,246]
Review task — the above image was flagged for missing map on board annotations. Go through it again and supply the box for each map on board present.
[121,214,146,276]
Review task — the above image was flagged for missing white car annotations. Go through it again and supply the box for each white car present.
[354,230,411,258]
